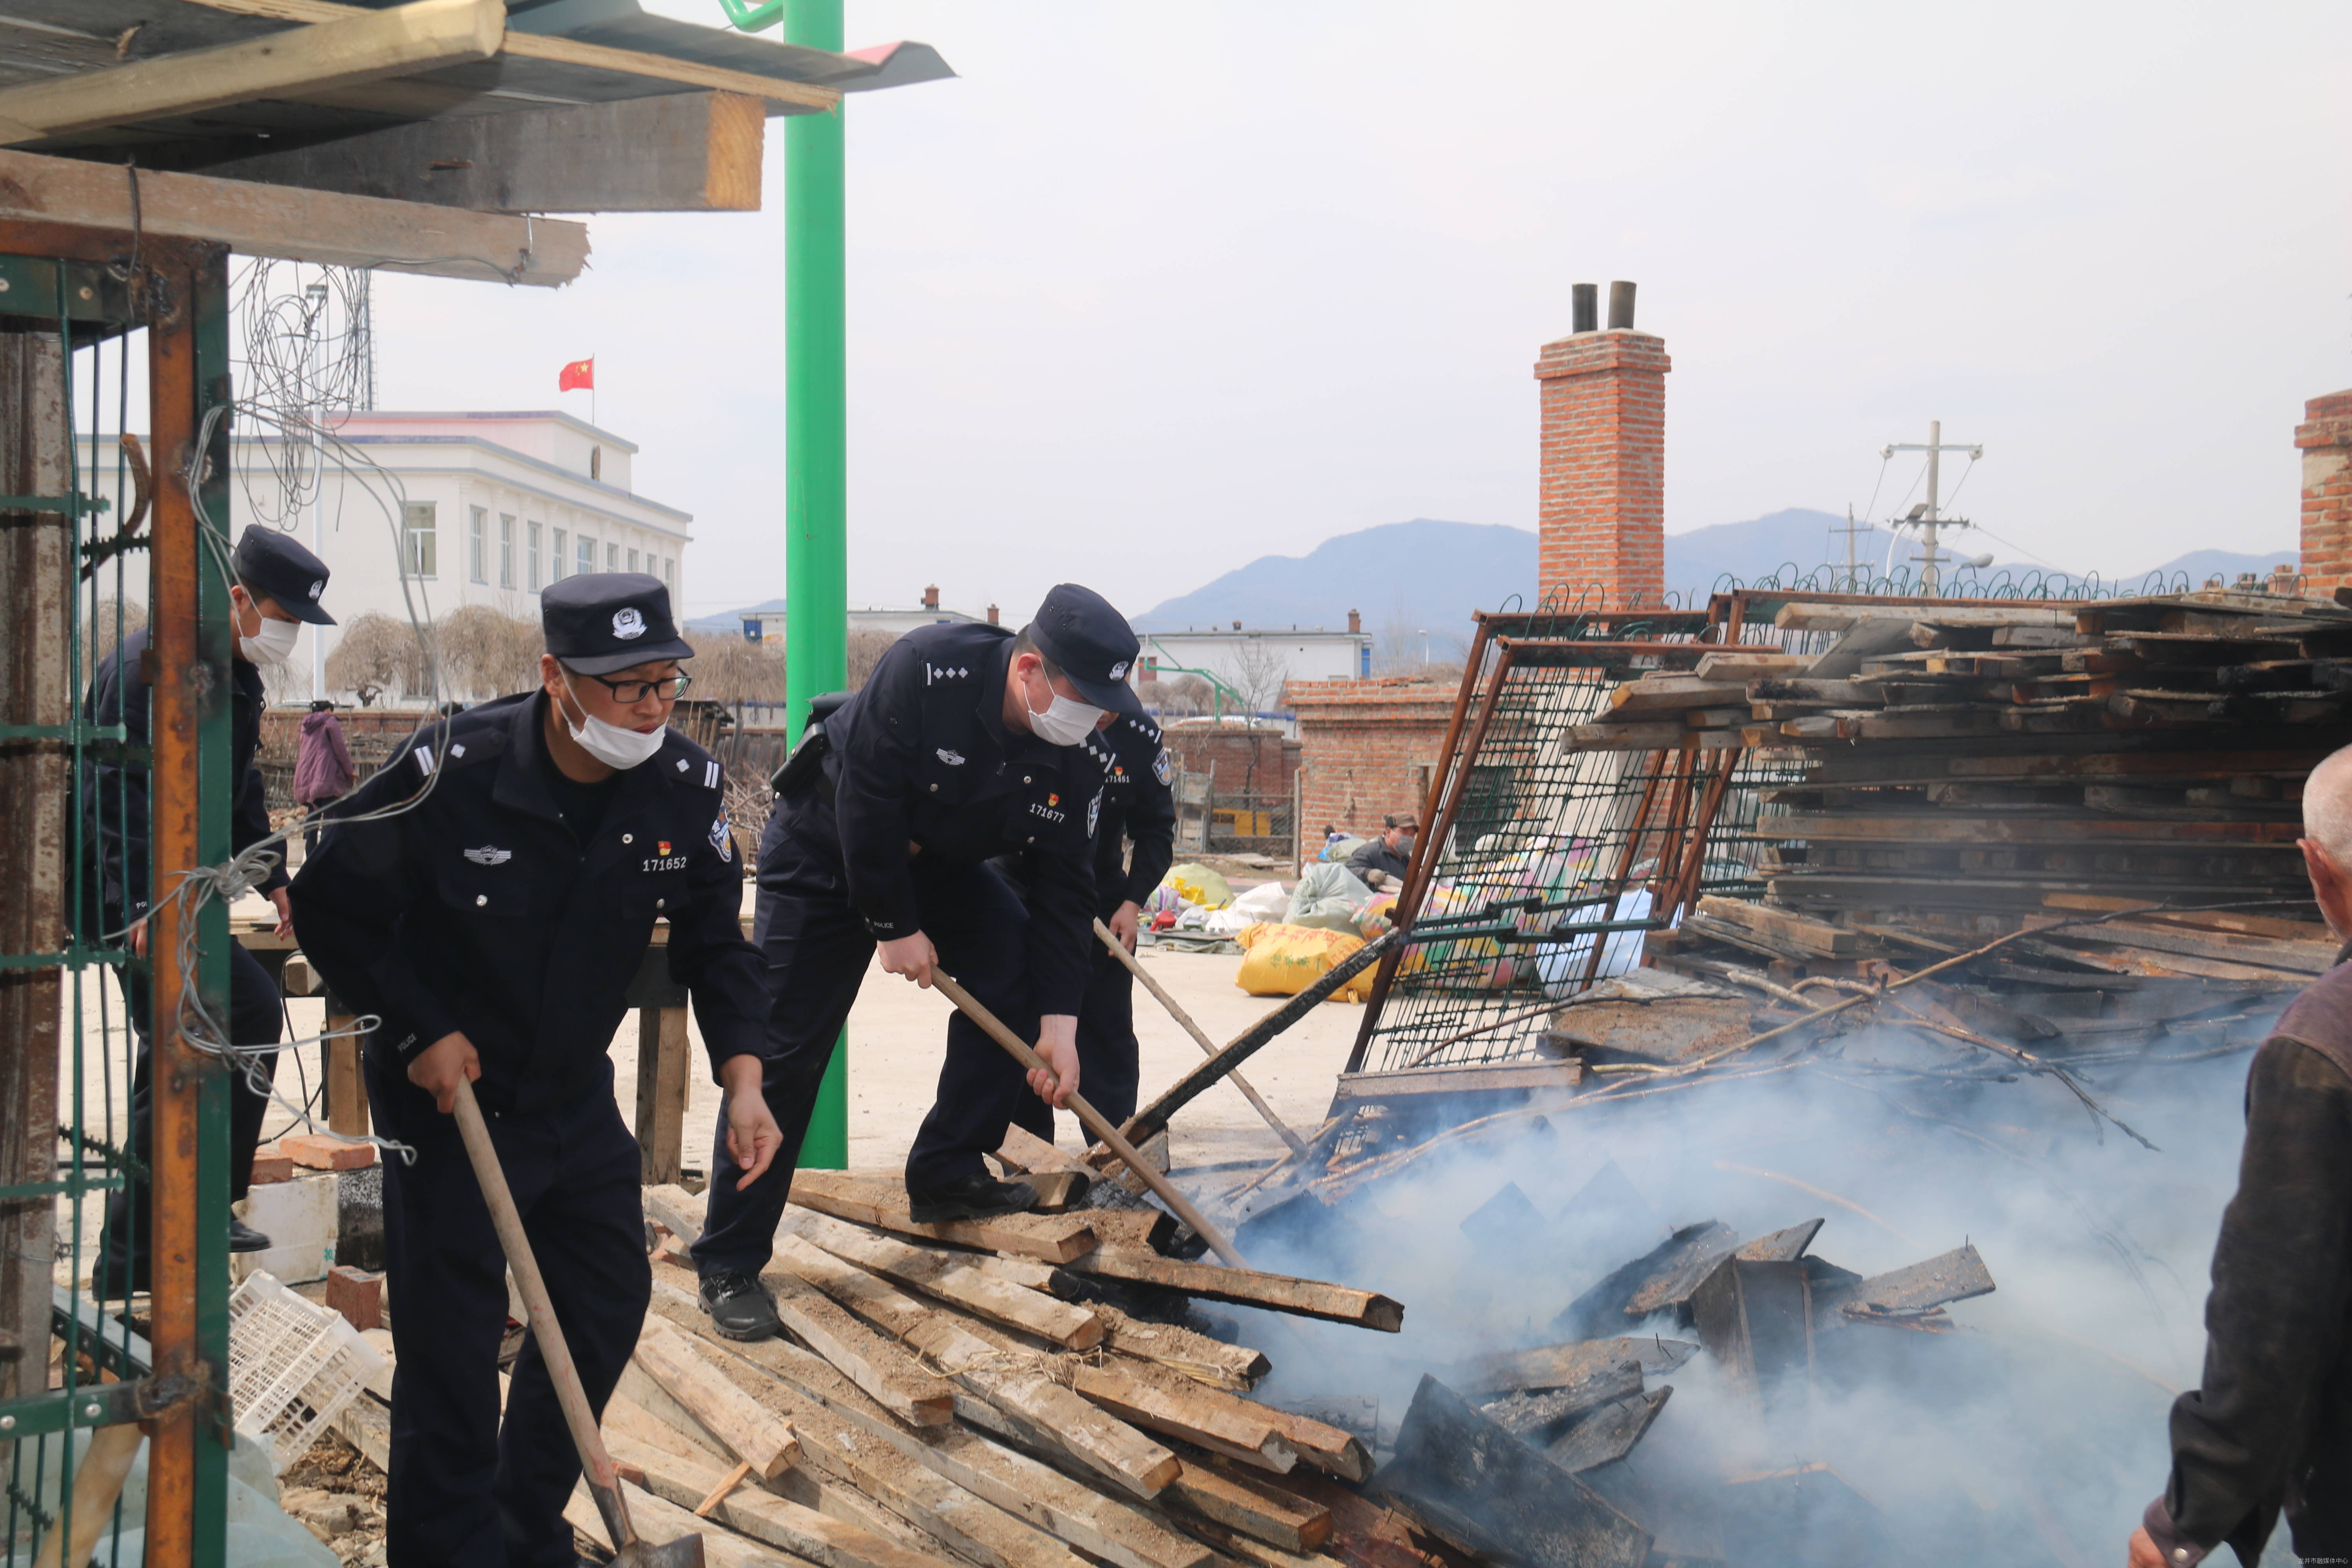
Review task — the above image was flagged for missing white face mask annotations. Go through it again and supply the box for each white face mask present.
[558,672,666,770]
[238,615,301,666]
[1022,670,1103,746]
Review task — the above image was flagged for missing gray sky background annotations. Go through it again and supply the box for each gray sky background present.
[370,1,2352,623]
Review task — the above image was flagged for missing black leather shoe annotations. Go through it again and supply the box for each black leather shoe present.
[228,1218,272,1253]
[907,1173,1036,1225]
[699,1270,779,1341]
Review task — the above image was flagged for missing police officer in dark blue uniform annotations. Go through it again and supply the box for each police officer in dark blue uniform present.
[1003,691,1176,1130]
[82,526,338,1290]
[689,584,1138,1339]
[289,574,780,1568]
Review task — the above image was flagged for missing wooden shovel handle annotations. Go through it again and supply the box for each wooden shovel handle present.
[451,1076,640,1551]
[931,969,1251,1268]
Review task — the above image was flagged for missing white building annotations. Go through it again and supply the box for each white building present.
[91,410,692,701]
[739,586,994,644]
[1138,626,1373,691]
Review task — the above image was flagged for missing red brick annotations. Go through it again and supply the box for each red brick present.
[324,1265,382,1332]
[280,1133,376,1171]
[2300,389,2352,594]
[248,1148,296,1185]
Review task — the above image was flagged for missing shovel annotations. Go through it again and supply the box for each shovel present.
[451,1077,704,1568]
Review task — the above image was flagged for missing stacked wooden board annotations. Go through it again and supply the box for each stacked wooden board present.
[590,1174,1459,1568]
[1571,588,2352,938]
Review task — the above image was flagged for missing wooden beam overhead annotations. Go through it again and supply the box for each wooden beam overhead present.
[0,0,503,149]
[0,147,588,286]
[181,0,844,112]
[200,91,764,214]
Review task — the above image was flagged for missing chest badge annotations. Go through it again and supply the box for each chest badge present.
[1089,790,1102,837]
[936,748,965,766]
[463,846,512,866]
[1153,748,1173,785]
[657,840,672,856]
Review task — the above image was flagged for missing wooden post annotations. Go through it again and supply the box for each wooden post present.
[636,1005,691,1185]
[325,1016,368,1137]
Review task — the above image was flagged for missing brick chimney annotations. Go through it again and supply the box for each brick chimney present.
[986,602,999,625]
[1534,280,1670,609]
[1347,608,1361,634]
[2299,390,2352,594]
[922,584,941,610]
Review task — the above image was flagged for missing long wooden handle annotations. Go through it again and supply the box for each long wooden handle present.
[1093,920,1306,1155]
[32,1423,144,1568]
[452,1076,641,1552]
[931,970,1251,1269]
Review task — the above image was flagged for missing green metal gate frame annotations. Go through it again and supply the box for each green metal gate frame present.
[0,226,236,1568]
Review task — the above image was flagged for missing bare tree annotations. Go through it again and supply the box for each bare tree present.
[434,604,544,700]
[83,599,146,681]
[1149,674,1213,718]
[846,628,897,691]
[692,635,790,706]
[1220,639,1291,724]
[326,611,426,708]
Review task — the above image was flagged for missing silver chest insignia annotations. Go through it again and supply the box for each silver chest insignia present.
[936,748,965,766]
[463,846,512,866]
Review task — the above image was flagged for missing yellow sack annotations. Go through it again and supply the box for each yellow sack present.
[1166,862,1234,910]
[1234,923,1374,1003]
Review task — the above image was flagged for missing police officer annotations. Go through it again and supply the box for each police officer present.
[689,584,1138,1339]
[1001,690,1175,1130]
[289,574,780,1568]
[83,526,337,1292]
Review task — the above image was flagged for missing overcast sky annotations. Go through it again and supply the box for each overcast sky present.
[370,1,2351,623]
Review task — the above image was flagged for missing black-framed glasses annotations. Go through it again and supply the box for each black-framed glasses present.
[576,669,691,704]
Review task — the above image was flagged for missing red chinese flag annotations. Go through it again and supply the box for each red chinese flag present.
[559,357,594,392]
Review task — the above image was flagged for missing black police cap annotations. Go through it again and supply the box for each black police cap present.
[1024,584,1142,710]
[542,572,695,675]
[234,527,335,626]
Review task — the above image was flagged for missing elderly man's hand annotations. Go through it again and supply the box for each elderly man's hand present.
[2127,1528,2169,1568]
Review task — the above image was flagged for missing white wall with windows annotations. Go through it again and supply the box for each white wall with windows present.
[87,410,695,703]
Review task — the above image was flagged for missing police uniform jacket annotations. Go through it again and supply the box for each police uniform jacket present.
[79,627,284,934]
[1091,711,1176,922]
[289,690,765,1115]
[821,622,1110,1015]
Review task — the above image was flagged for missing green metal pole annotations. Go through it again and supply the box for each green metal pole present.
[784,0,849,1169]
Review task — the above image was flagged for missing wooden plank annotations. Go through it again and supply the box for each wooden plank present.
[1160,1459,1333,1554]
[1370,1376,1651,1568]
[329,1394,389,1470]
[601,1428,953,1568]
[1735,1218,1824,1262]
[774,1236,1182,1499]
[324,1011,368,1137]
[183,0,843,110]
[750,1270,956,1428]
[621,1334,1092,1568]
[1330,1061,1582,1103]
[633,1316,801,1479]
[1691,897,1855,956]
[1069,1250,1403,1334]
[1689,1258,1814,1409]
[647,1299,1215,1568]
[1062,1358,1299,1472]
[788,1171,1097,1264]
[1545,1388,1673,1475]
[1690,651,1814,680]
[1557,1221,1738,1334]
[1475,1359,1643,1439]
[637,1005,693,1185]
[1837,1243,1996,1314]
[1453,1338,1659,1399]
[1606,676,1750,715]
[564,1477,786,1568]
[201,90,766,213]
[780,1209,1105,1349]
[1770,810,2303,848]
[0,0,502,146]
[0,147,587,286]
[1092,1303,1269,1393]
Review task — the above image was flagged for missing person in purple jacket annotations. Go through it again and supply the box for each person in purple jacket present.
[294,698,356,858]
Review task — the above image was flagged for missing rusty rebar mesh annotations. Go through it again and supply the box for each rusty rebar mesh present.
[1354,580,2157,1082]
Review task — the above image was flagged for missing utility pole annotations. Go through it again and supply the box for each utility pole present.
[1878,419,1982,593]
[783,0,850,1170]
[305,280,328,702]
[1831,503,1870,590]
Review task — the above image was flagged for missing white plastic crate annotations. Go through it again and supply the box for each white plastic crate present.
[226,1270,388,1473]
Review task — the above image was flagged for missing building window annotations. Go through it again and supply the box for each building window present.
[577,536,596,577]
[627,548,640,574]
[590,446,603,481]
[663,557,675,593]
[551,528,567,582]
[527,522,543,591]
[497,514,516,589]
[606,542,620,572]
[469,506,487,584]
[401,502,437,579]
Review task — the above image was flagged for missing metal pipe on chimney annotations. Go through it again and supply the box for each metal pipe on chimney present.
[1607,280,1636,330]
[1572,283,1598,334]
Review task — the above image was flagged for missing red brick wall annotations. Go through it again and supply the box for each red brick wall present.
[1158,724,1299,800]
[1534,329,1671,610]
[1286,677,1458,862]
[2299,389,2352,594]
